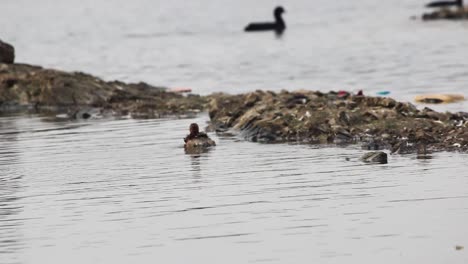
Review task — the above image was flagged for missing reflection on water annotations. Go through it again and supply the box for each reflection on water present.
[188,153,206,181]
[0,114,467,264]
[0,117,23,263]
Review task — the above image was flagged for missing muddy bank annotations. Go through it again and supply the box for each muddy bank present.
[2,63,467,153]
[208,90,468,153]
[0,63,207,118]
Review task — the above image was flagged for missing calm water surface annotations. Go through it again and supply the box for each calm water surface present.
[1,115,467,264]
[1,0,468,263]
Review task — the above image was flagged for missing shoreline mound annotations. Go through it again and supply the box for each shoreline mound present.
[208,90,468,153]
[422,7,468,20]
[0,63,207,118]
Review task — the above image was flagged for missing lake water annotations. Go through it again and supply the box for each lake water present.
[1,0,468,263]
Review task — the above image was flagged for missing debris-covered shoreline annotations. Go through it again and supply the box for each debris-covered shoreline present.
[0,63,207,118]
[208,90,468,154]
[1,62,467,154]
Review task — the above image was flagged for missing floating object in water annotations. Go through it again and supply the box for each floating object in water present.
[70,108,101,120]
[414,94,465,104]
[169,87,192,93]
[455,245,464,250]
[425,0,463,8]
[244,6,286,34]
[360,151,388,164]
[377,91,390,96]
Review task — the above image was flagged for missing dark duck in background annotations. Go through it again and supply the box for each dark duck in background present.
[425,0,463,8]
[244,6,286,34]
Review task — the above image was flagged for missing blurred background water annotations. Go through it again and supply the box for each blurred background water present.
[1,0,468,263]
[1,0,468,110]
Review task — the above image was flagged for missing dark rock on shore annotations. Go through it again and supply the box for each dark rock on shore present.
[208,90,468,153]
[0,40,15,64]
[422,7,468,20]
[0,63,207,118]
[360,151,388,164]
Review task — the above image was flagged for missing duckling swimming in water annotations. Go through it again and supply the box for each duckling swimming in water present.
[244,6,286,34]
[184,123,216,149]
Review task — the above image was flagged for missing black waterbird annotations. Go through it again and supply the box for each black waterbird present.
[244,6,286,34]
[425,0,463,8]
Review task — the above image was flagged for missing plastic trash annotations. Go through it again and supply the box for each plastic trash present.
[414,94,465,104]
[169,87,192,93]
[377,91,390,95]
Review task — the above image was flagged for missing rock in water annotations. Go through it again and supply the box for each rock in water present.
[0,40,15,64]
[360,151,388,164]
